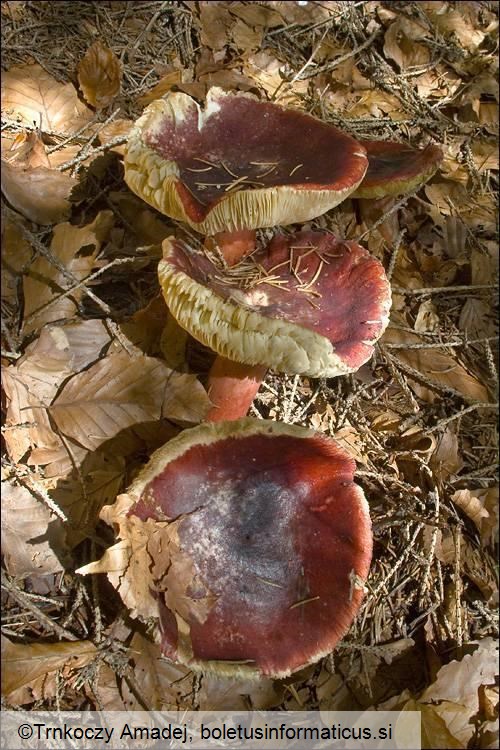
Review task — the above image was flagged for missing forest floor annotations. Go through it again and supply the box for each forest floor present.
[1,3,498,748]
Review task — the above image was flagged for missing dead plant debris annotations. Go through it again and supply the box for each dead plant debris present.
[1,2,498,745]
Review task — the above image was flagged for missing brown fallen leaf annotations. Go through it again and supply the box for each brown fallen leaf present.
[383,17,431,70]
[382,327,490,403]
[452,488,499,547]
[122,632,283,711]
[137,71,183,107]
[1,636,97,705]
[23,211,115,334]
[49,349,210,452]
[97,118,133,156]
[51,451,125,548]
[458,298,496,339]
[420,638,499,746]
[2,320,112,465]
[120,295,169,356]
[77,41,121,109]
[429,427,463,480]
[1,159,77,225]
[1,64,93,134]
[1,481,66,577]
[198,2,233,51]
[1,217,32,304]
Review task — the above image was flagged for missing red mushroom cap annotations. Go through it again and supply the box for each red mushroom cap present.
[352,140,443,199]
[124,87,368,233]
[159,230,391,377]
[97,419,372,678]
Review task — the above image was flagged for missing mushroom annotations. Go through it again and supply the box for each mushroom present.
[81,418,372,678]
[352,140,443,243]
[353,140,443,200]
[124,87,368,263]
[159,230,391,420]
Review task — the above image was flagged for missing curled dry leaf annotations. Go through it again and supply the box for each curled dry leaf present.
[1,159,77,225]
[452,488,499,547]
[1,64,93,134]
[1,636,97,705]
[1,481,66,577]
[23,210,115,334]
[49,349,210,453]
[78,41,121,109]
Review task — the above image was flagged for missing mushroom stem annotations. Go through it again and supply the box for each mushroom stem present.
[212,229,257,265]
[206,356,267,422]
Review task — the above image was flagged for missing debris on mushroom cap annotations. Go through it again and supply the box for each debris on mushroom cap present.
[79,418,372,679]
[124,87,368,234]
[352,141,443,199]
[158,231,391,378]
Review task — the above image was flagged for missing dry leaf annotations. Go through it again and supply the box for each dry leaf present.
[383,17,431,70]
[414,300,440,333]
[120,295,169,357]
[2,636,97,704]
[458,298,496,339]
[78,41,121,109]
[421,638,499,746]
[402,699,464,749]
[229,4,283,28]
[49,349,210,452]
[97,118,133,155]
[51,451,125,548]
[452,489,489,531]
[231,19,263,51]
[1,64,93,134]
[137,71,183,106]
[198,2,233,51]
[23,211,114,334]
[429,427,463,480]
[1,217,32,304]
[1,159,77,225]
[452,489,499,547]
[382,327,490,403]
[2,320,111,465]
[1,481,66,576]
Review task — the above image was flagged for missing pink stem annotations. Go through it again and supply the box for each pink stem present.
[203,229,265,421]
[211,229,257,265]
[206,357,267,422]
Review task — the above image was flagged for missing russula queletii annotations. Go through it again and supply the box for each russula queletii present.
[352,140,443,200]
[158,230,392,421]
[124,86,368,263]
[353,140,443,243]
[77,418,372,678]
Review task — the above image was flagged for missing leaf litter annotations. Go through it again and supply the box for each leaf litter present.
[0,1,498,742]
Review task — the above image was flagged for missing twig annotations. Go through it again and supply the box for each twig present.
[424,403,497,434]
[2,572,78,642]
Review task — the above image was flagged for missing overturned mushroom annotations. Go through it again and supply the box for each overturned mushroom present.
[159,230,391,420]
[78,418,372,678]
[124,87,368,263]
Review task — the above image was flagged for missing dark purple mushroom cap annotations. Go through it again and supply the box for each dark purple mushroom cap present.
[352,140,443,199]
[99,418,372,678]
[124,87,368,234]
[158,230,391,377]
